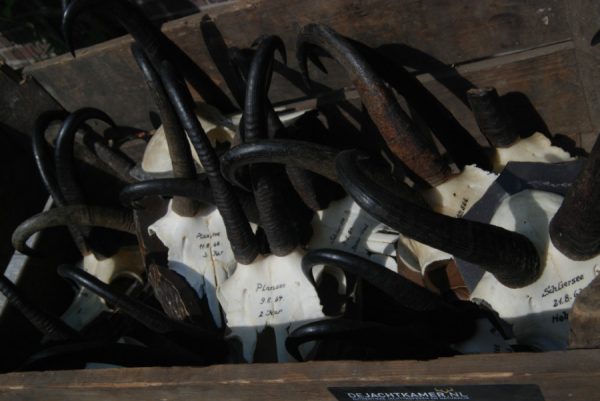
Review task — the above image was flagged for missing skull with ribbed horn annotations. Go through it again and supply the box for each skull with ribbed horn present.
[159,59,259,264]
[130,43,198,217]
[242,35,314,255]
[219,141,542,288]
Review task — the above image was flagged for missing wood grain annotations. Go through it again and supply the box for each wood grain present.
[0,350,597,401]
[24,0,572,131]
[570,274,600,348]
[565,0,600,151]
[417,42,592,149]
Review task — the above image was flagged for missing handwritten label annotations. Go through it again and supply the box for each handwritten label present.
[471,190,599,350]
[308,197,399,271]
[255,283,285,318]
[541,274,585,298]
[195,231,225,258]
[148,202,236,327]
[217,250,324,362]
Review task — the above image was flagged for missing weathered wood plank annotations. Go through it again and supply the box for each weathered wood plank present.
[0,64,62,137]
[25,40,593,153]
[570,274,600,348]
[24,0,571,130]
[0,350,597,401]
[565,0,600,151]
[417,41,593,149]
[278,42,592,150]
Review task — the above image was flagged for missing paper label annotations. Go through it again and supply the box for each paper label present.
[217,250,324,362]
[471,190,599,350]
[308,197,399,271]
[148,202,236,327]
[329,385,544,401]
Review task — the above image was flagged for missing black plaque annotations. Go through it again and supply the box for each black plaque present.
[329,384,544,401]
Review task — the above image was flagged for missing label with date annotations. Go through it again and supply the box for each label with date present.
[148,202,236,327]
[217,250,324,362]
[471,190,599,350]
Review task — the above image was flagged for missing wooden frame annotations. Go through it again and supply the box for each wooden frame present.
[0,350,598,400]
[3,0,600,398]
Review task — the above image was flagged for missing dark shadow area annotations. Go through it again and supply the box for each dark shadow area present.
[0,0,201,57]
[376,43,474,107]
[0,225,80,373]
[0,123,47,271]
[501,92,587,157]
[551,134,588,158]
[136,0,200,25]
[502,92,550,138]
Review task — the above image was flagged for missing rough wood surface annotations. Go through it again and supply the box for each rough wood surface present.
[570,274,600,348]
[0,350,597,401]
[565,0,600,150]
[419,41,592,149]
[0,64,62,137]
[24,0,574,132]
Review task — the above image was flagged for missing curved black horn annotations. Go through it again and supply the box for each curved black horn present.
[335,150,541,288]
[303,249,449,312]
[131,43,198,217]
[0,276,77,341]
[160,60,258,264]
[119,178,260,224]
[57,264,227,362]
[244,35,286,143]
[297,23,449,185]
[33,110,69,205]
[54,108,134,204]
[549,134,600,260]
[58,265,193,336]
[220,139,339,188]
[62,0,236,114]
[12,205,136,255]
[243,35,299,256]
[285,318,390,361]
[120,177,213,207]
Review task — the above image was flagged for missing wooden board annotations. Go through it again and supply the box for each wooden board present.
[419,41,592,148]
[565,0,600,150]
[0,350,597,401]
[0,64,62,137]
[24,0,576,132]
